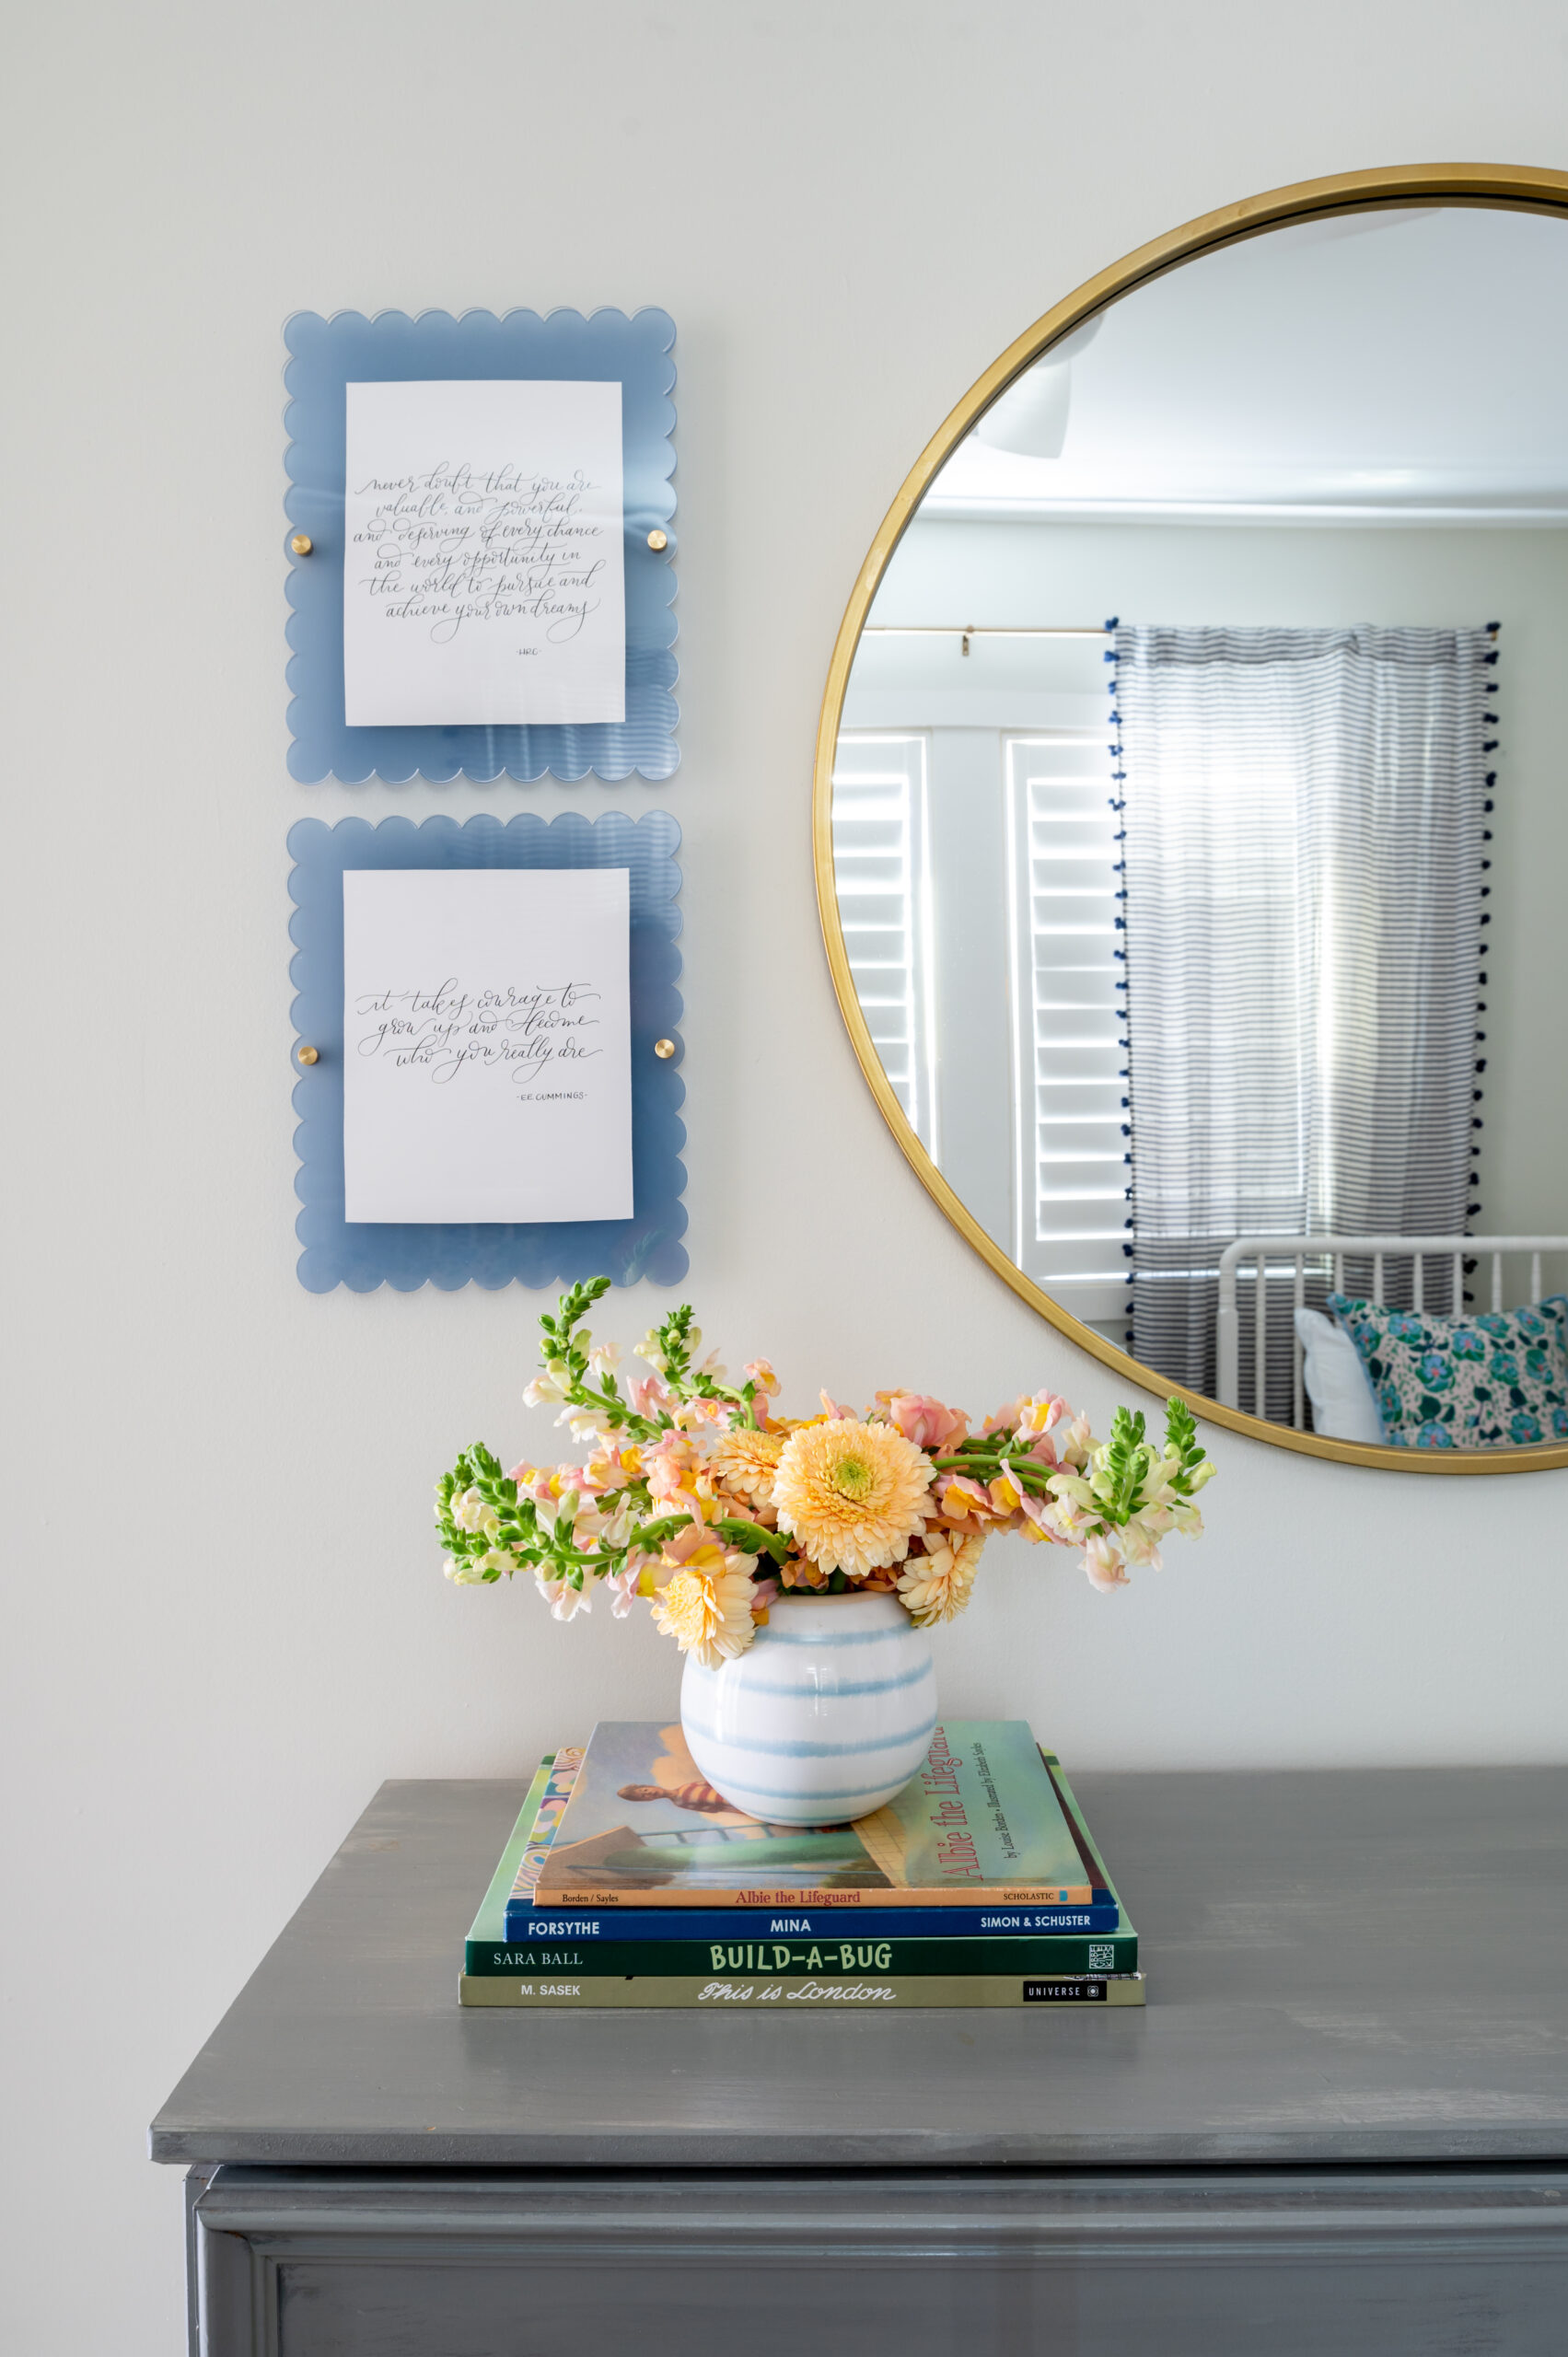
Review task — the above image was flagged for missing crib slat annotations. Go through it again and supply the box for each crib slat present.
[1255,1253,1268,1421]
[1374,1252,1385,1307]
[1334,1252,1344,1294]
[1293,1255,1305,1430]
[1532,1252,1543,1302]
[1493,1254,1504,1312]
[1412,1253,1423,1313]
[1451,1249,1463,1314]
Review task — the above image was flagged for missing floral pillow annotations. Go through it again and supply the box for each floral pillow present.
[1326,1294,1568,1450]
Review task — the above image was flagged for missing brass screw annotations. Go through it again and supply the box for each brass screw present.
[646,528,668,552]
[654,1038,676,1060]
[296,1044,320,1065]
[290,533,314,557]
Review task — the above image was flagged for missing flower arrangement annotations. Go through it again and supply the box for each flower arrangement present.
[436,1278,1215,1668]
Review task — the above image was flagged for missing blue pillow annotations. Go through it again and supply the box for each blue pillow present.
[1327,1293,1568,1449]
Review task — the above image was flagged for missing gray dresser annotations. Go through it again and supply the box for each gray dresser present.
[152,1768,1568,2353]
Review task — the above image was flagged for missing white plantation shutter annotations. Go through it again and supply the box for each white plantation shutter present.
[1005,732,1129,1327]
[830,734,938,1155]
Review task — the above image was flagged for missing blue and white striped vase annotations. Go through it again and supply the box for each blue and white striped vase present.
[679,1588,938,1827]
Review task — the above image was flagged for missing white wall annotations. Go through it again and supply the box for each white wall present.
[6,6,1568,2350]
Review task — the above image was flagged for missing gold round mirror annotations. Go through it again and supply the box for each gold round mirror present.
[816,164,1568,1472]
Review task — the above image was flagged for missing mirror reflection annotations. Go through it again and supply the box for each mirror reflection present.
[833,203,1568,1450]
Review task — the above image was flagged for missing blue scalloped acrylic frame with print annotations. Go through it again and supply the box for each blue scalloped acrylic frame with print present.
[288,812,686,1291]
[284,308,678,784]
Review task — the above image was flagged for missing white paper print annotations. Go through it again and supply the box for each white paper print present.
[343,378,625,727]
[341,868,633,1225]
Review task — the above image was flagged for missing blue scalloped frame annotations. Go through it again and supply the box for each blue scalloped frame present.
[284,308,678,784]
[288,813,686,1291]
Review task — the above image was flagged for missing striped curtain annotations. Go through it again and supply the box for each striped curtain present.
[1115,624,1493,1420]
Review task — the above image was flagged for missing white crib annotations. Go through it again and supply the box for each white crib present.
[1215,1235,1568,1425]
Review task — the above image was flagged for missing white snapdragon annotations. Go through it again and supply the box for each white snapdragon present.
[567,1501,607,1550]
[1083,1531,1130,1591]
[1058,1414,1094,1467]
[586,1340,622,1378]
[1043,1471,1098,1538]
[1118,1519,1166,1571]
[557,1405,611,1444]
[598,1498,636,1549]
[534,1572,592,1621]
[450,1486,499,1537]
[603,1563,643,1618]
[448,1547,517,1584]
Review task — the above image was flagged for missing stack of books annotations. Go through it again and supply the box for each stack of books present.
[460,1720,1143,2010]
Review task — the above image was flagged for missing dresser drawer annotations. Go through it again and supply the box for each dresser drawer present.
[192,2166,1568,2357]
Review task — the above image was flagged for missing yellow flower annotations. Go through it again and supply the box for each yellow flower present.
[709,1427,786,1508]
[772,1418,933,1578]
[897,1532,984,1626]
[649,1544,759,1667]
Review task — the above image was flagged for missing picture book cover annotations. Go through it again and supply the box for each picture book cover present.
[531,1720,1111,1908]
[504,1747,1120,1940]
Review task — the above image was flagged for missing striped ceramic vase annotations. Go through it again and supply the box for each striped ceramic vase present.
[679,1588,938,1827]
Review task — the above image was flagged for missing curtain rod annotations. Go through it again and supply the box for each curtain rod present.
[863,625,1109,638]
[863,623,1111,656]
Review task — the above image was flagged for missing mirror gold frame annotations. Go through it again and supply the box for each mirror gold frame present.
[814,161,1568,1474]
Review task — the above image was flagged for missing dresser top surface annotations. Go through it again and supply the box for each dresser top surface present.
[150,1764,1568,2168]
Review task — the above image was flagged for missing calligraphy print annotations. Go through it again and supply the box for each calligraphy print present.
[341,868,633,1224]
[343,379,626,727]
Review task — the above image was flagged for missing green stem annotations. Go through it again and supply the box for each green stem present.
[713,1517,792,1565]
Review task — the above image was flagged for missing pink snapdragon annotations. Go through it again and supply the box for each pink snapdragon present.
[1011,1487,1073,1546]
[627,1369,675,1421]
[643,1435,709,1521]
[656,1522,755,1588]
[875,1390,970,1453]
[929,1471,1001,1527]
